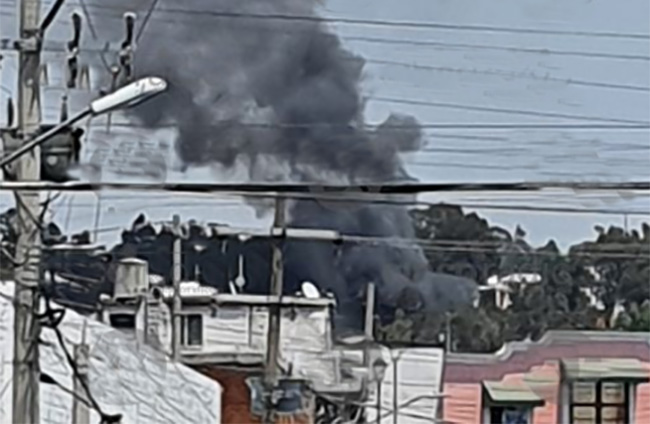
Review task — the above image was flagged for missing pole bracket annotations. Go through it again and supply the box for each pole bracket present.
[13,34,41,53]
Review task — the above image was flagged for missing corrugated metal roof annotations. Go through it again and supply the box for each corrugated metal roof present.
[561,358,650,381]
[0,281,222,424]
[482,381,544,405]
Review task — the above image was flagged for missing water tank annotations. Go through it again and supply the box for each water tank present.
[114,257,149,299]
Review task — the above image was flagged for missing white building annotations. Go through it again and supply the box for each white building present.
[480,273,542,310]
[97,258,362,394]
[364,347,446,424]
[0,280,222,424]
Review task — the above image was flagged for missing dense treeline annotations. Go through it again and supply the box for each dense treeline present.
[378,205,650,352]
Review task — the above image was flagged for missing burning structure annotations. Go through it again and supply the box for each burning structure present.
[74,0,478,328]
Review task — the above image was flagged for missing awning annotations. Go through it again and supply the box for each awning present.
[561,358,650,382]
[482,381,545,407]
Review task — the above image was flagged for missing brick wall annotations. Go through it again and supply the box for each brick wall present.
[197,367,313,424]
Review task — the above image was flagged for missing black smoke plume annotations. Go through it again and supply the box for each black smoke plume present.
[88,0,477,328]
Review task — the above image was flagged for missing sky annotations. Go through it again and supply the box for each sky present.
[1,0,649,250]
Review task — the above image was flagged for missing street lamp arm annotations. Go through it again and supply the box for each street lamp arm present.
[0,108,91,168]
[0,76,167,169]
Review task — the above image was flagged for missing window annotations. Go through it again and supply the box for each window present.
[180,315,203,346]
[489,406,531,424]
[109,313,135,329]
[570,381,628,424]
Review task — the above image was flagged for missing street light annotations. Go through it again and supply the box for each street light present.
[0,76,167,168]
[373,357,388,424]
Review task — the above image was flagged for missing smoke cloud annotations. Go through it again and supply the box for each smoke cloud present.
[89,0,477,326]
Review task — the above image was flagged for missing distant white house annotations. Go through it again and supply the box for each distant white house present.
[480,273,542,310]
[0,281,222,424]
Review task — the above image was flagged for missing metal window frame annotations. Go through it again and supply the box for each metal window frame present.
[568,380,629,424]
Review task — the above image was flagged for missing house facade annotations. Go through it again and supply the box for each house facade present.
[441,330,650,424]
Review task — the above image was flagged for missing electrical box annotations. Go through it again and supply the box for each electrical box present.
[0,125,83,182]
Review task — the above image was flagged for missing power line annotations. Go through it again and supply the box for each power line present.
[64,3,650,40]
[76,0,111,72]
[35,194,650,217]
[11,11,647,63]
[135,0,160,43]
[345,35,650,62]
[0,180,649,193]
[32,238,650,261]
[29,43,650,94]
[367,59,650,93]
[373,96,649,125]
[87,121,650,130]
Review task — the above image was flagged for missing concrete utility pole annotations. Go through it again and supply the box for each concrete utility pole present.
[263,197,286,424]
[12,0,43,421]
[171,214,182,361]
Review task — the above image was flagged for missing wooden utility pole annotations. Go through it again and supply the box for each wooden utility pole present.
[12,0,43,421]
[263,197,286,424]
[171,214,182,361]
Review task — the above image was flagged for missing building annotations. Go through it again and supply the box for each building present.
[0,280,222,423]
[364,346,445,424]
[479,273,542,310]
[97,257,366,423]
[441,330,650,424]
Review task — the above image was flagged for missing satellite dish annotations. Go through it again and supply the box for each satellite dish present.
[301,281,320,299]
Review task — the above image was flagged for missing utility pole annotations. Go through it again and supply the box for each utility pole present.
[12,0,43,421]
[263,197,286,424]
[363,282,375,368]
[171,214,182,361]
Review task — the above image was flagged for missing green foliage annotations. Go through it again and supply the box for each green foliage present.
[385,205,650,353]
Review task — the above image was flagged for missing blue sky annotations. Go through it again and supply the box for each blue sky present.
[1,0,649,250]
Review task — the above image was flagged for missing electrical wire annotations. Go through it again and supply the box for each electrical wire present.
[373,96,648,125]
[1,180,649,193]
[75,0,111,72]
[344,35,650,62]
[41,191,650,216]
[32,44,650,94]
[88,121,650,130]
[40,294,123,422]
[30,232,650,260]
[135,0,160,43]
[61,3,650,40]
[366,59,650,93]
